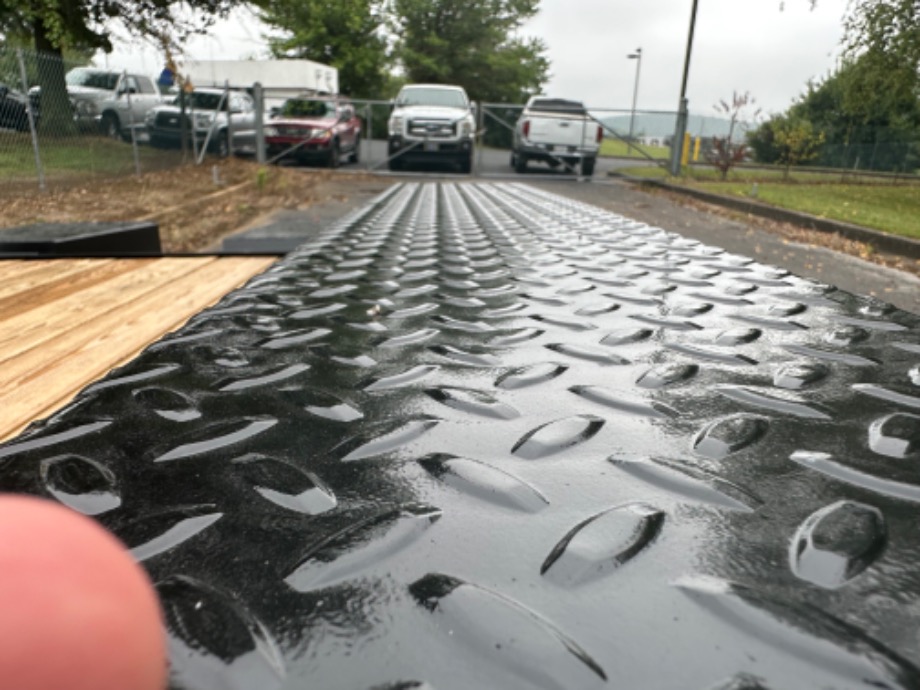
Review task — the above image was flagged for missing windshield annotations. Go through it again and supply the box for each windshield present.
[397,87,468,109]
[65,68,119,91]
[529,98,586,115]
[279,99,336,118]
[187,92,226,110]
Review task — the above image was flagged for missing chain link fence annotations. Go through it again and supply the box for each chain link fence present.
[4,42,917,201]
[0,45,190,198]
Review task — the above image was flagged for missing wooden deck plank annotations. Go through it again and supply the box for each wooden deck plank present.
[0,259,143,320]
[0,259,113,302]
[0,256,276,441]
[0,258,209,365]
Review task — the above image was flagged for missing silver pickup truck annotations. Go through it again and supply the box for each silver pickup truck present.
[511,97,603,176]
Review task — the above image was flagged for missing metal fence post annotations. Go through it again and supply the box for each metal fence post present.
[225,80,233,159]
[254,82,266,164]
[17,48,45,192]
[124,70,141,177]
[365,102,372,171]
[475,102,484,175]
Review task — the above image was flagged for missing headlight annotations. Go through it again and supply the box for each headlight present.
[314,128,331,141]
[263,126,278,137]
[73,99,96,117]
[388,116,402,136]
[460,119,473,137]
[145,111,156,126]
[194,112,215,128]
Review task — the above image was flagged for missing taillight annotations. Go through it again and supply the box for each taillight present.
[596,125,603,143]
[522,120,530,138]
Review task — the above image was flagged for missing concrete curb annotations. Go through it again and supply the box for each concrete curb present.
[610,172,920,260]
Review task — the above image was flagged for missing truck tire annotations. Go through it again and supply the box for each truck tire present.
[348,135,361,164]
[215,131,230,158]
[581,156,596,176]
[514,152,528,174]
[328,140,340,169]
[387,153,404,171]
[7,182,919,690]
[459,151,473,174]
[101,112,121,140]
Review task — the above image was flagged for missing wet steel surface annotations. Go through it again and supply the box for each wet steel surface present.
[3,182,920,689]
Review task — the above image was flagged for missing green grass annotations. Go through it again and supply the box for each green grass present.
[707,182,920,239]
[620,165,920,239]
[599,139,670,160]
[0,132,181,179]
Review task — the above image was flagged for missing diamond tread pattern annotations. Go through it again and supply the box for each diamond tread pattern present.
[3,182,920,690]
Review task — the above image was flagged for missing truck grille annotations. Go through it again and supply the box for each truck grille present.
[408,118,455,138]
[155,112,189,130]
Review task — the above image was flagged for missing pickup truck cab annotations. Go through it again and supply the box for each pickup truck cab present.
[97,73,165,141]
[387,84,476,173]
[512,97,603,176]
[264,96,361,168]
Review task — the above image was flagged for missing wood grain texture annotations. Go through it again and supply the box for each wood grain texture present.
[0,256,276,441]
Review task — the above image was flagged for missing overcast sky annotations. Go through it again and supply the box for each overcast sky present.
[104,0,850,116]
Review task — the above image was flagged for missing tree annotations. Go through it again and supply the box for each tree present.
[843,0,919,70]
[772,116,825,179]
[254,0,389,98]
[705,91,759,180]
[0,0,238,131]
[748,46,920,173]
[390,0,549,105]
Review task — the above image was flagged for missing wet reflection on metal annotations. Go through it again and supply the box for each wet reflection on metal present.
[2,181,920,689]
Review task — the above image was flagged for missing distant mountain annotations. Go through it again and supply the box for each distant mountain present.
[597,113,752,143]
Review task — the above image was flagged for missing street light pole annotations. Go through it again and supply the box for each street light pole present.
[669,0,700,176]
[627,48,642,156]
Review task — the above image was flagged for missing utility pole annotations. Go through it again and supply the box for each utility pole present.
[669,0,700,176]
[627,48,642,155]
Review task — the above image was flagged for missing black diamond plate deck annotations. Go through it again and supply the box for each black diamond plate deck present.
[3,182,920,690]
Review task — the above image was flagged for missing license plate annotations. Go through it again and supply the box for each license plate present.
[424,142,439,152]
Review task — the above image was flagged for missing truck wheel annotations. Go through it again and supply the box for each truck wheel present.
[101,112,121,140]
[581,157,596,177]
[459,151,473,174]
[348,136,361,164]
[328,140,340,168]
[215,131,230,158]
[514,153,528,174]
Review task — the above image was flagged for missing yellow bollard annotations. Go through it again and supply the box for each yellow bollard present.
[681,132,691,167]
[692,136,701,162]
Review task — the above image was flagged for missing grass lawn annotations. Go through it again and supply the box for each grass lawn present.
[0,132,184,181]
[599,139,670,160]
[619,165,920,240]
[708,182,920,239]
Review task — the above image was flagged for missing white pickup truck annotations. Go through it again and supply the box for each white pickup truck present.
[511,97,603,176]
[387,84,476,173]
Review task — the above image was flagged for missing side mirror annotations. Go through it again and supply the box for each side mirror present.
[470,101,478,118]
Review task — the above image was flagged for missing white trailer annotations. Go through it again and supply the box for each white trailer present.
[183,59,339,96]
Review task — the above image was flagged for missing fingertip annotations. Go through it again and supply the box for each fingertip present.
[0,495,167,690]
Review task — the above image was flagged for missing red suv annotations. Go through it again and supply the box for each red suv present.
[265,96,361,168]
